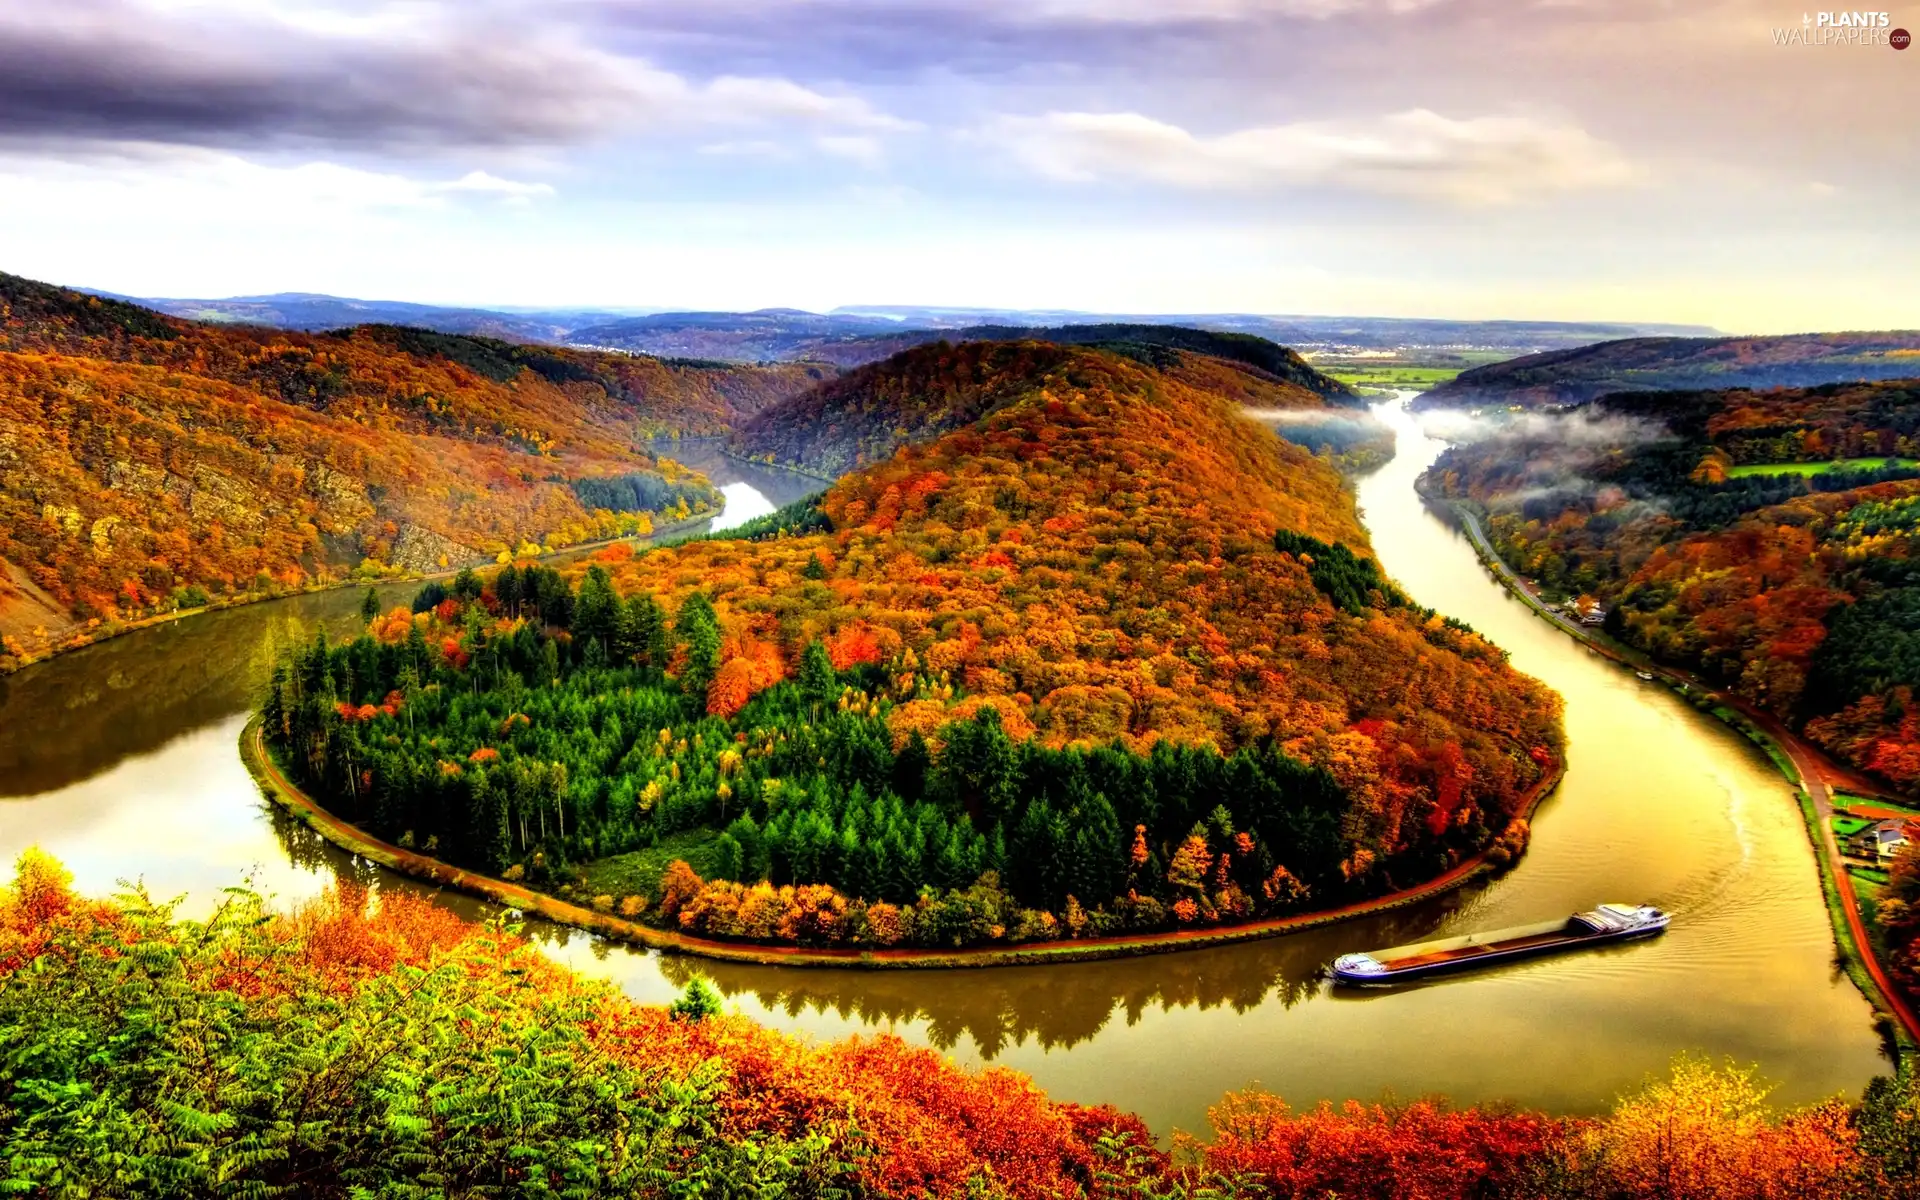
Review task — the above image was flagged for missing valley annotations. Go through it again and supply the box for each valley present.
[0,272,824,669]
[7,0,1918,1190]
[0,390,1887,1140]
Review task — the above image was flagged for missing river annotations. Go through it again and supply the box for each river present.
[0,399,1887,1137]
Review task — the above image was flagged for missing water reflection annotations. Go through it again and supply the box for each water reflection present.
[654,896,1479,1058]
[0,585,415,798]
[657,439,825,533]
[0,405,1890,1138]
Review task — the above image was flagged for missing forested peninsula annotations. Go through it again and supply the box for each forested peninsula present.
[261,341,1559,955]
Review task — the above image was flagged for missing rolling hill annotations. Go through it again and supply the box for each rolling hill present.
[0,272,819,665]
[790,323,1371,390]
[1426,376,1920,795]
[732,335,1355,479]
[272,337,1562,955]
[1419,331,1920,410]
[94,290,648,344]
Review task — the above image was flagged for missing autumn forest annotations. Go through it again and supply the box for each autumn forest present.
[10,265,1920,1198]
[1428,376,1920,1029]
[0,270,823,666]
[260,339,1558,953]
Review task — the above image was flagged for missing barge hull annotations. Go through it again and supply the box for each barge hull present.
[1331,904,1670,985]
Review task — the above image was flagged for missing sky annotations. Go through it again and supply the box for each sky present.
[0,0,1914,332]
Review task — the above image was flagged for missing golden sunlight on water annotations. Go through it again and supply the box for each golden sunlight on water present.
[0,401,1887,1137]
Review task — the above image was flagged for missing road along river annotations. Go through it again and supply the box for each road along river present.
[0,400,1888,1137]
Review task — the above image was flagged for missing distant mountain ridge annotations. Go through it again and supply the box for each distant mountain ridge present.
[81,281,1710,360]
[760,323,1373,392]
[1419,331,1920,409]
[82,289,657,345]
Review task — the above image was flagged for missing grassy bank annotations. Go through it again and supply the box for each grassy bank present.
[1727,457,1920,478]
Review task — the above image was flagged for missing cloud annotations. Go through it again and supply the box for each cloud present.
[0,1,647,152]
[0,146,556,220]
[1424,409,1669,448]
[0,0,913,155]
[924,0,1451,21]
[702,77,918,132]
[438,170,557,199]
[697,133,891,167]
[979,108,1638,203]
[699,140,797,160]
[815,135,887,166]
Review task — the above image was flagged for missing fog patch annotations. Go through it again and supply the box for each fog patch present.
[1429,406,1680,517]
[1419,406,1669,450]
[1243,407,1394,458]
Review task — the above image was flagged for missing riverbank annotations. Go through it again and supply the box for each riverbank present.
[0,508,723,677]
[721,447,837,484]
[5,395,1882,1131]
[1423,489,1920,1050]
[243,715,1565,970]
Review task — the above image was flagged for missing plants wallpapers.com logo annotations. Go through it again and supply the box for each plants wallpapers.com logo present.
[1771,10,1910,45]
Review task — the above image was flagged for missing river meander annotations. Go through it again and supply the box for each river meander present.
[0,403,1887,1136]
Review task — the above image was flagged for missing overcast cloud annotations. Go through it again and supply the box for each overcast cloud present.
[0,0,1911,331]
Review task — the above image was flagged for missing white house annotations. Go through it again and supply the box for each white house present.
[1855,819,1913,863]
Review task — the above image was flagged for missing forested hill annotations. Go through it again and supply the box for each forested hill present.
[733,337,1350,479]
[1426,377,1920,798]
[1419,330,1920,410]
[806,323,1360,399]
[271,337,1557,953]
[0,270,818,666]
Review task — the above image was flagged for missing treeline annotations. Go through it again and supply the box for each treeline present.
[5,853,1919,1199]
[1273,529,1409,617]
[570,471,712,516]
[262,559,1499,951]
[731,339,1084,478]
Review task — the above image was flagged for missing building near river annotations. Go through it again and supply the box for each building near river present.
[1852,819,1913,864]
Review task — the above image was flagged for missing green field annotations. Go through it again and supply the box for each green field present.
[1838,794,1919,815]
[576,828,725,903]
[1314,349,1511,396]
[1726,457,1920,478]
[1833,815,1874,838]
[1323,365,1466,394]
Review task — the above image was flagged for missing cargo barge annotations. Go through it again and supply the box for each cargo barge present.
[1330,903,1669,986]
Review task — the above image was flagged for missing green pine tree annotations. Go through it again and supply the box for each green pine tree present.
[674,592,722,700]
[573,565,619,651]
[669,976,723,1023]
[799,640,836,715]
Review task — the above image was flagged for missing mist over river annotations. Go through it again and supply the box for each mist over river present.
[0,402,1887,1137]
